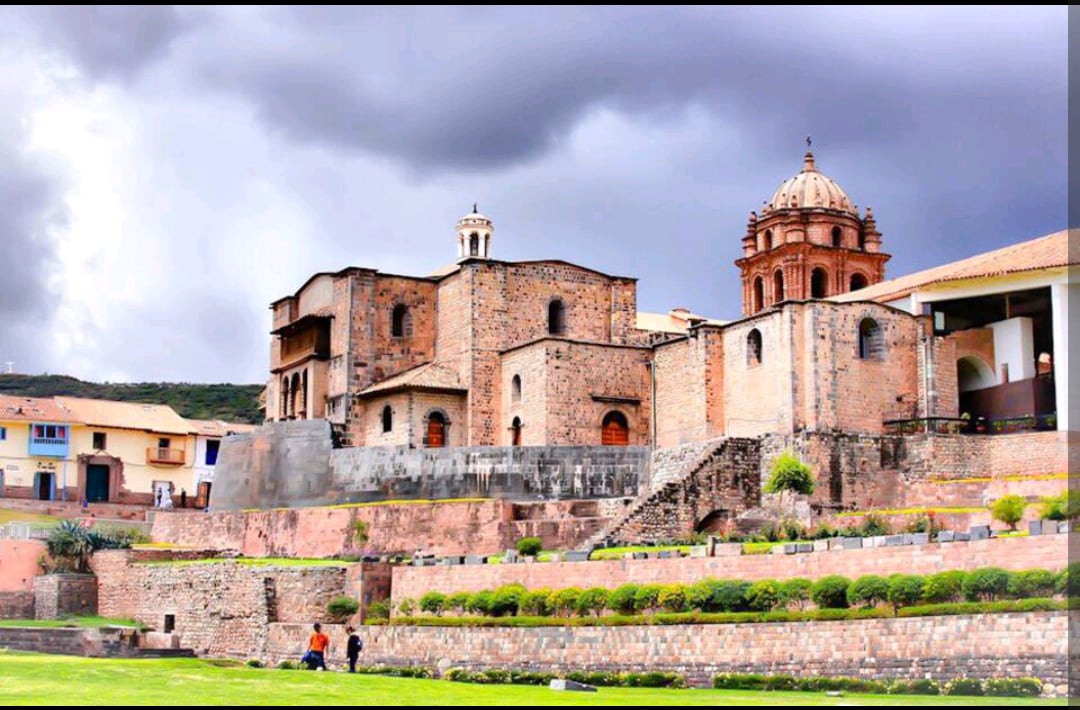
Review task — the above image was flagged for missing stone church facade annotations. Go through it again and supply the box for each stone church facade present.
[265,151,958,450]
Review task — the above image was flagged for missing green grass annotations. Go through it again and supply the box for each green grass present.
[0,616,141,629]
[0,509,63,526]
[137,557,350,568]
[929,473,1073,485]
[589,545,692,561]
[0,655,1061,706]
[834,506,987,518]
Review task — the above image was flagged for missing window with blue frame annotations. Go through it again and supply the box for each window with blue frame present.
[206,439,220,466]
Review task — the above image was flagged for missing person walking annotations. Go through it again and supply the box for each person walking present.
[302,623,330,671]
[345,626,363,673]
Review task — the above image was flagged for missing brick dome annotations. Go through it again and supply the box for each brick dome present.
[765,152,855,215]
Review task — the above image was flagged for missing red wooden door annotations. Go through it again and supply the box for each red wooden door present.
[601,412,629,446]
[426,414,446,448]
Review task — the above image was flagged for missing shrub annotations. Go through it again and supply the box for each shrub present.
[713,673,766,690]
[962,567,1010,601]
[1007,569,1057,599]
[366,600,390,620]
[809,523,839,540]
[1039,491,1079,521]
[764,450,815,495]
[1059,563,1080,597]
[633,584,664,613]
[848,575,890,609]
[811,575,851,609]
[886,574,925,611]
[566,670,623,687]
[858,513,891,537]
[606,584,641,615]
[943,678,984,696]
[575,587,609,617]
[246,659,264,668]
[657,584,688,613]
[465,591,493,616]
[624,671,685,688]
[352,519,370,546]
[984,678,1042,697]
[779,578,812,610]
[491,584,526,617]
[549,587,582,617]
[446,592,471,615]
[745,579,781,612]
[515,537,542,557]
[686,581,714,612]
[419,591,447,616]
[780,519,805,542]
[888,679,940,695]
[922,570,967,604]
[991,494,1027,531]
[521,588,553,616]
[710,579,751,613]
[277,660,299,670]
[509,670,556,686]
[327,596,360,621]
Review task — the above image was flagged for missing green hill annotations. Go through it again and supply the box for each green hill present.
[0,374,264,424]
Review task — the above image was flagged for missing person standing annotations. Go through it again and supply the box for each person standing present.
[180,488,187,508]
[303,623,330,671]
[345,626,363,673]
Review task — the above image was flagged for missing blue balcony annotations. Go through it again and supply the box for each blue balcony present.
[28,423,70,458]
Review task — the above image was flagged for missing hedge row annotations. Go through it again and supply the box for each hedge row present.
[712,674,1044,697]
[447,668,685,688]
[374,598,1067,628]
[399,564,1074,620]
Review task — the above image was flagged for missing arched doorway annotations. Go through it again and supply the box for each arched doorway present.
[601,411,629,446]
[425,412,447,448]
[752,277,764,313]
[773,270,785,303]
[511,417,522,446]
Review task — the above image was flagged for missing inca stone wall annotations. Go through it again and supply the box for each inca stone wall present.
[211,420,646,511]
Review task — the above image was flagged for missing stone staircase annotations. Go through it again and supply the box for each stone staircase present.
[582,437,759,548]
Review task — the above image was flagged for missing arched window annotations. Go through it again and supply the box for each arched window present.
[752,276,764,313]
[511,416,522,447]
[773,270,785,304]
[858,318,883,360]
[831,226,842,248]
[850,273,868,292]
[511,375,521,404]
[425,411,447,448]
[601,411,629,446]
[469,232,479,256]
[763,229,773,251]
[746,328,762,366]
[280,376,290,420]
[391,304,410,338]
[811,268,828,299]
[381,405,393,433]
[858,230,867,250]
[300,369,308,419]
[548,299,566,335]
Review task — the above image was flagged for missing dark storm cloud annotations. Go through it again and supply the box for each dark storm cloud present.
[19,6,200,81]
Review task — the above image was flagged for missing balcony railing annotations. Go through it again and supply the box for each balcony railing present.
[147,447,186,465]
[28,437,69,457]
[884,413,1057,436]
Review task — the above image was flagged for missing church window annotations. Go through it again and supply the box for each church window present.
[858,318,883,360]
[548,299,566,335]
[391,304,411,338]
[747,329,762,366]
[811,268,828,298]
[511,375,521,404]
[381,405,393,433]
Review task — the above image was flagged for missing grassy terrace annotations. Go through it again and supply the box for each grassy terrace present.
[0,616,141,629]
[0,509,63,526]
[0,656,1061,706]
[136,557,351,568]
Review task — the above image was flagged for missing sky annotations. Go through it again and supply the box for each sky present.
[0,6,1068,385]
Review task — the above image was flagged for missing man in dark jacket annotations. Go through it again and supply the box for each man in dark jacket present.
[346,626,363,673]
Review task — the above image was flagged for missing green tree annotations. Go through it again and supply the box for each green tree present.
[991,495,1027,531]
[765,450,815,495]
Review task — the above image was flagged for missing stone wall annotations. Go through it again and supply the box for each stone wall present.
[0,591,34,619]
[152,498,626,557]
[0,626,87,656]
[263,613,1067,690]
[211,420,647,511]
[390,533,1066,602]
[33,574,97,620]
[92,549,353,657]
[902,431,1073,481]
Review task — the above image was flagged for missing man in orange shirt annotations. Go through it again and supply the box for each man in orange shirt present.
[303,623,330,671]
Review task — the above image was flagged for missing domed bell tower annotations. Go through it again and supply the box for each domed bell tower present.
[456,204,493,262]
[735,144,889,316]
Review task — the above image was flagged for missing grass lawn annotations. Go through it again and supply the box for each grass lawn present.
[0,655,1062,706]
[0,509,62,526]
[0,616,141,629]
[589,545,693,561]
